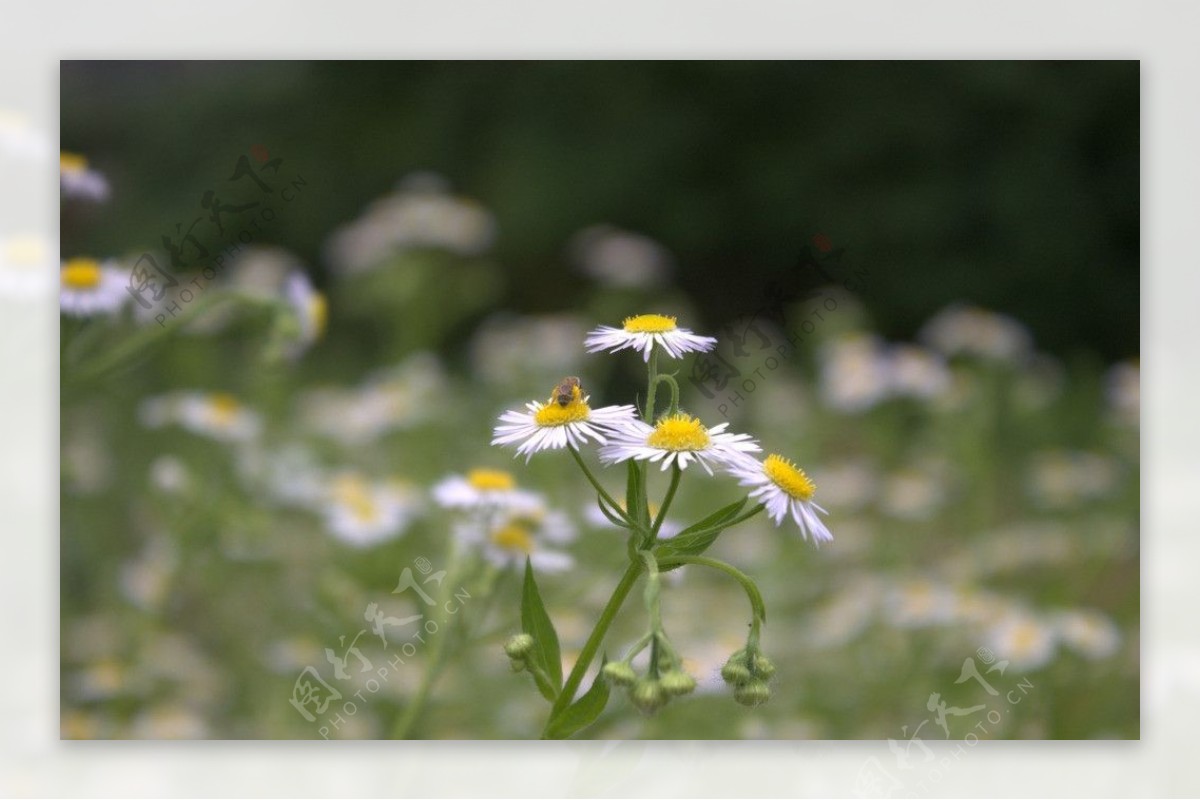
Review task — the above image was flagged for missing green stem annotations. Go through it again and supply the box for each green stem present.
[541,559,643,737]
[654,374,680,415]
[725,502,766,529]
[644,346,660,422]
[656,554,768,624]
[567,446,632,525]
[648,464,681,544]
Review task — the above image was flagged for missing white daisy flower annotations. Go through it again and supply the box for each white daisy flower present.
[599,412,760,475]
[432,468,544,513]
[724,453,833,544]
[60,257,128,317]
[60,152,110,201]
[140,392,262,443]
[283,271,328,354]
[983,612,1058,671]
[585,314,716,362]
[491,381,637,462]
[456,510,574,573]
[323,473,421,548]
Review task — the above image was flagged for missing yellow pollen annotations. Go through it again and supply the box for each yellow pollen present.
[60,152,88,173]
[762,454,816,500]
[467,468,516,492]
[622,314,678,333]
[61,258,102,289]
[534,385,590,426]
[491,523,534,554]
[646,413,710,451]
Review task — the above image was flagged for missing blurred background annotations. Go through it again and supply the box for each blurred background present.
[56,61,1138,740]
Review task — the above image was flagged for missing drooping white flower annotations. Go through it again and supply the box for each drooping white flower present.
[723,453,832,544]
[599,412,760,475]
[585,314,716,362]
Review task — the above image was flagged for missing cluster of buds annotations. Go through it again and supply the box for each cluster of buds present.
[602,640,696,715]
[721,645,775,707]
[503,633,536,671]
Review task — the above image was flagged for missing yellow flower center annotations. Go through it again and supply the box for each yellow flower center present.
[467,468,516,492]
[61,258,102,289]
[534,384,590,426]
[330,475,380,522]
[647,413,710,451]
[763,454,816,500]
[491,523,534,554]
[309,293,328,338]
[622,314,678,333]
[60,152,88,173]
[208,393,241,426]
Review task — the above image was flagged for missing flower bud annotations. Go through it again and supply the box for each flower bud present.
[630,679,666,714]
[659,670,697,696]
[734,678,771,707]
[504,633,535,660]
[752,654,776,680]
[601,661,637,688]
[721,660,752,686]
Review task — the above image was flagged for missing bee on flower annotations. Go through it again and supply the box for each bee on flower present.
[60,151,110,201]
[491,378,637,461]
[723,453,832,544]
[60,257,128,317]
[599,412,760,474]
[585,314,717,362]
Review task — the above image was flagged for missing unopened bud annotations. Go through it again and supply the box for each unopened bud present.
[659,670,697,696]
[721,660,752,686]
[504,633,535,660]
[752,654,776,680]
[630,679,665,714]
[602,661,637,688]
[734,678,771,707]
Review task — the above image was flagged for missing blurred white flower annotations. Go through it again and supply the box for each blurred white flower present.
[569,224,673,288]
[283,270,328,355]
[983,612,1058,671]
[322,472,422,548]
[60,151,109,200]
[886,343,952,401]
[470,313,588,387]
[432,468,544,513]
[326,172,495,272]
[60,257,128,317]
[880,467,946,521]
[1053,609,1121,661]
[455,508,575,573]
[1026,450,1120,509]
[139,391,262,443]
[129,706,208,739]
[119,537,178,612]
[818,333,892,412]
[882,578,961,628]
[149,455,192,495]
[919,304,1033,362]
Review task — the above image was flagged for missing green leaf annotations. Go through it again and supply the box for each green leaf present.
[521,557,562,698]
[544,657,611,739]
[654,497,749,565]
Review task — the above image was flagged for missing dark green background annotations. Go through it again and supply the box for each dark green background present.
[61,60,1139,360]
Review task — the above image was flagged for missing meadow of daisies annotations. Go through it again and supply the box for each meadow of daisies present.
[58,156,1139,741]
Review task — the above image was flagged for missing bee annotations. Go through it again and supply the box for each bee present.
[554,376,582,407]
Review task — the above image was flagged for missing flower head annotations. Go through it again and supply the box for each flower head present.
[725,453,833,544]
[432,468,544,513]
[139,391,262,443]
[323,472,422,548]
[600,412,759,474]
[491,381,637,462]
[455,508,575,573]
[60,152,110,201]
[585,314,716,362]
[60,257,127,317]
[284,271,328,354]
